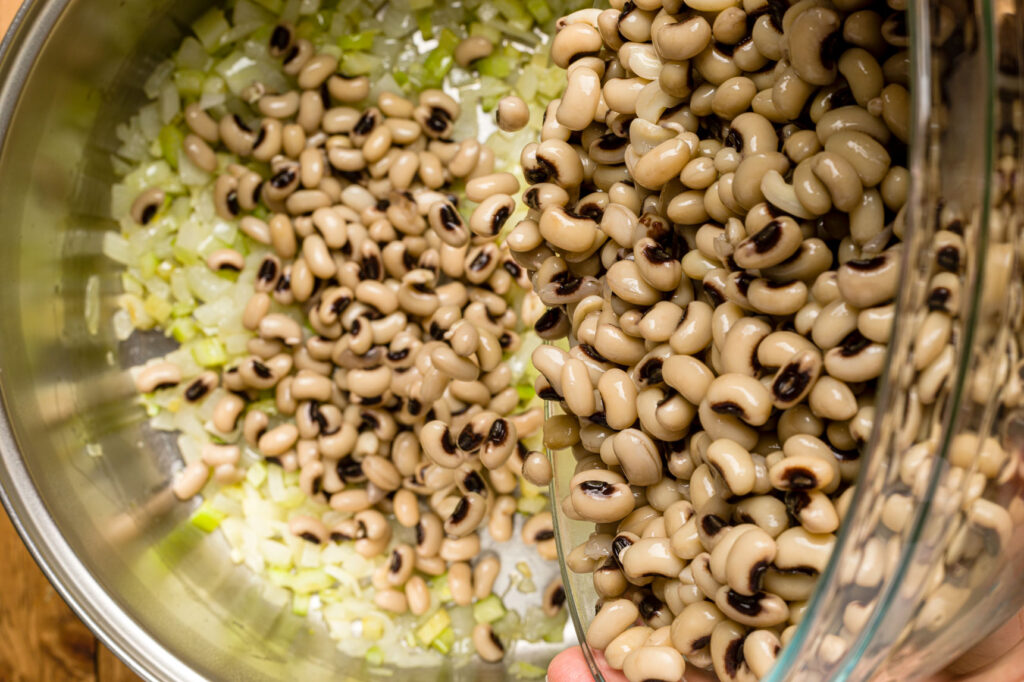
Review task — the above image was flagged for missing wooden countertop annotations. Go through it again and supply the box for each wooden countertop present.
[0,1,138,679]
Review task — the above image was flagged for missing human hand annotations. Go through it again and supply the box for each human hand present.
[547,609,1024,682]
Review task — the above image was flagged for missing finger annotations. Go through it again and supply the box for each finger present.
[547,646,629,682]
[944,609,1024,678]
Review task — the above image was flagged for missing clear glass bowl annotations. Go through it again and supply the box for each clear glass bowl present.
[550,0,1024,678]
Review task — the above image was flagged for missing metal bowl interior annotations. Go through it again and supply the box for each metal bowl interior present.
[0,1,563,679]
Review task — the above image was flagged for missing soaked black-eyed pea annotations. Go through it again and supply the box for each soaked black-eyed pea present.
[586,598,641,650]
[621,645,687,682]
[824,332,887,382]
[468,193,515,239]
[669,598,726,658]
[183,102,218,142]
[446,562,472,607]
[705,438,757,497]
[419,421,462,469]
[557,66,602,131]
[570,469,636,523]
[444,492,487,537]
[771,349,823,410]
[816,104,891,146]
[732,216,803,270]
[183,133,217,173]
[471,555,502,602]
[787,7,842,85]
[134,361,182,394]
[836,247,901,308]
[706,373,773,427]
[472,623,504,663]
[768,452,836,492]
[735,495,790,539]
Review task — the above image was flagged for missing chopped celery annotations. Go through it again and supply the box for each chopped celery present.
[475,54,514,79]
[173,70,206,97]
[472,594,506,624]
[430,627,455,654]
[246,461,268,487]
[188,501,226,532]
[415,608,451,646]
[292,592,310,616]
[415,10,433,39]
[409,0,433,9]
[517,495,548,515]
[469,22,502,45]
[420,29,458,89]
[512,662,547,679]
[250,0,284,12]
[493,0,530,23]
[139,251,161,279]
[144,293,173,324]
[516,383,535,405]
[520,479,546,499]
[362,616,385,640]
[292,568,333,594]
[365,645,384,666]
[542,610,568,642]
[191,337,227,367]
[192,9,229,50]
[341,52,382,76]
[158,125,183,169]
[338,30,376,51]
[525,0,552,23]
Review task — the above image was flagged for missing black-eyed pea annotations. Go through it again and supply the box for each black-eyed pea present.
[880,82,910,143]
[732,216,803,269]
[774,525,836,574]
[769,450,836,492]
[704,438,757,497]
[771,349,823,410]
[444,492,487,537]
[807,375,858,421]
[522,449,553,487]
[373,588,408,614]
[669,300,714,355]
[445,561,473,607]
[439,532,481,563]
[824,130,891,189]
[783,129,822,163]
[743,629,782,679]
[697,399,759,451]
[472,623,505,663]
[597,368,639,430]
[134,361,182,394]
[735,495,790,538]
[787,6,841,85]
[671,599,726,660]
[706,373,772,427]
[719,316,771,376]
[586,598,641,651]
[714,585,788,628]
[171,461,209,500]
[621,645,686,682]
[771,67,817,122]
[570,469,636,524]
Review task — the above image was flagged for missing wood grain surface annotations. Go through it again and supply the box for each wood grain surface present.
[0,1,140,679]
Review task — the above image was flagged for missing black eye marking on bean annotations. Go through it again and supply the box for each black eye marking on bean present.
[927,287,951,310]
[785,489,812,518]
[253,124,267,149]
[271,167,297,189]
[353,111,377,136]
[846,255,886,271]
[700,514,728,536]
[298,531,321,543]
[724,631,747,677]
[258,258,278,283]
[726,589,765,617]
[579,343,608,363]
[638,358,664,385]
[692,635,711,651]
[251,360,272,379]
[638,593,664,619]
[724,128,743,152]
[580,480,617,497]
[735,271,756,296]
[937,245,960,271]
[458,426,484,452]
[337,456,363,481]
[449,496,471,524]
[226,190,240,216]
[773,365,811,402]
[359,412,379,431]
[751,220,784,252]
[140,204,158,225]
[535,308,564,334]
[233,114,252,133]
[488,419,508,444]
[489,630,504,651]
[439,427,458,454]
[839,330,871,356]
[462,470,485,495]
[469,251,491,271]
[596,132,627,150]
[270,25,290,50]
[184,378,209,401]
[782,466,818,490]
[534,529,555,541]
[360,254,381,280]
[703,282,726,308]
[550,586,566,608]
[611,534,634,563]
[319,81,331,108]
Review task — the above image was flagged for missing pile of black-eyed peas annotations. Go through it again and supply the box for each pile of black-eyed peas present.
[511,0,915,679]
[131,24,567,663]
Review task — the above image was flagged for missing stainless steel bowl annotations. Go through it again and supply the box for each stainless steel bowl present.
[0,2,563,679]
